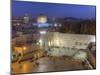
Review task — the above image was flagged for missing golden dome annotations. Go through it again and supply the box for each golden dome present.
[37,14,47,23]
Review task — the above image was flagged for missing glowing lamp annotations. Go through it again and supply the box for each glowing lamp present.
[39,31,46,34]
[23,46,27,50]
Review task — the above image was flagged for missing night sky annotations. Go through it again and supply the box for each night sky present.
[12,0,96,19]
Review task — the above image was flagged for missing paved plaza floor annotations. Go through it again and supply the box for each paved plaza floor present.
[12,56,89,74]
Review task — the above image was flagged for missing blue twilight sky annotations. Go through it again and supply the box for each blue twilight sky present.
[12,0,96,19]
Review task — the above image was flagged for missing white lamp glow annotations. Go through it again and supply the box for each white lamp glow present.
[40,31,46,34]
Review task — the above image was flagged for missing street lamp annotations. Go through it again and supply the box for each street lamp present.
[39,39,43,47]
[21,46,27,56]
[23,46,27,51]
[54,23,57,27]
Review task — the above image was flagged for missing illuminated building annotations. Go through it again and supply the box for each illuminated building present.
[23,14,30,24]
